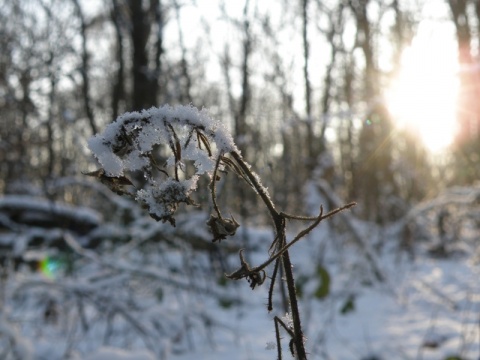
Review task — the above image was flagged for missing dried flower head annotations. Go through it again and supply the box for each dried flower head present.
[206,214,240,242]
[87,105,237,224]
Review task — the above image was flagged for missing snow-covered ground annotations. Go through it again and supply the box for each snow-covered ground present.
[168,225,480,360]
[1,186,479,360]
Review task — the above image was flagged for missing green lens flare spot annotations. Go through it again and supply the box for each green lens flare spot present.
[39,257,62,279]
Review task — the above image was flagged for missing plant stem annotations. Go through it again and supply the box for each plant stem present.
[230,150,308,359]
[274,218,307,360]
[283,251,307,359]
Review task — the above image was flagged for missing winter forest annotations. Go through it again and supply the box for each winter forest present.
[1,0,480,359]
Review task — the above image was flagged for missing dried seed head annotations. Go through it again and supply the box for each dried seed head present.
[247,270,266,289]
[207,214,240,242]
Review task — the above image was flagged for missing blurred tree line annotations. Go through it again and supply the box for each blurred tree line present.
[1,0,479,224]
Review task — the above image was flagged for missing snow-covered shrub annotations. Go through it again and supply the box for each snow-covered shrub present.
[88,104,356,359]
[0,204,235,359]
[87,105,237,228]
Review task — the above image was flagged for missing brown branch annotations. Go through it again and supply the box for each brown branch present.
[268,257,281,312]
[210,154,223,219]
[249,202,357,274]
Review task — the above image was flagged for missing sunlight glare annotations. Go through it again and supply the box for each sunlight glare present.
[387,27,459,153]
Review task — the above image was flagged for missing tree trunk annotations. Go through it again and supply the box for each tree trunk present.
[348,0,397,222]
[110,0,126,120]
[301,0,314,168]
[448,0,480,144]
[72,0,97,135]
[129,0,154,111]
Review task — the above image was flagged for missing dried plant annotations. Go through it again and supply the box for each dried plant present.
[87,105,355,359]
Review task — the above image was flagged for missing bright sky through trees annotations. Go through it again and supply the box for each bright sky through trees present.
[386,5,459,153]
[180,0,460,154]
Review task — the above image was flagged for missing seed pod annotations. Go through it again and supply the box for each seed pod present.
[206,214,240,242]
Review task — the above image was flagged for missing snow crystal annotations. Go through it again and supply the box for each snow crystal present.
[137,126,161,153]
[193,151,216,174]
[281,312,293,329]
[123,149,149,171]
[135,177,199,221]
[87,136,124,176]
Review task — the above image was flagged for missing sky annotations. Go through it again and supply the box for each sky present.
[175,0,461,153]
[386,1,459,153]
[77,0,461,153]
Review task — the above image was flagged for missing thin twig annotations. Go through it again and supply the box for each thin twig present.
[280,212,318,221]
[274,316,295,337]
[274,315,296,360]
[196,130,212,157]
[274,316,283,360]
[221,156,254,187]
[268,257,281,312]
[253,202,357,274]
[281,202,356,221]
[165,122,181,181]
[210,154,223,219]
[229,150,310,359]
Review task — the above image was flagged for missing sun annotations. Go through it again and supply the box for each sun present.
[386,25,459,153]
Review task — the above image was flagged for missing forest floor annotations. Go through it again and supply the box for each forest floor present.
[2,188,480,360]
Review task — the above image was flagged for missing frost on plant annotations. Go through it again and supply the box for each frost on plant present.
[87,104,243,227]
[87,104,356,359]
[282,312,294,330]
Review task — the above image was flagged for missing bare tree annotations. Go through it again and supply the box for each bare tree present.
[447,0,480,143]
[347,0,399,222]
[447,0,480,184]
[72,0,98,135]
[110,0,127,120]
[301,0,315,169]
[173,0,193,103]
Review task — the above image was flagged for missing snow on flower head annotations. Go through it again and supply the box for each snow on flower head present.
[87,104,237,225]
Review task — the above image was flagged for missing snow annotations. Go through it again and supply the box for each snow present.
[87,138,124,176]
[135,177,199,222]
[0,195,102,227]
[87,104,242,224]
[84,347,155,360]
[2,185,480,360]
[87,104,238,178]
[0,316,34,360]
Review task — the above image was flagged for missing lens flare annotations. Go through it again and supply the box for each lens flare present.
[39,257,62,279]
